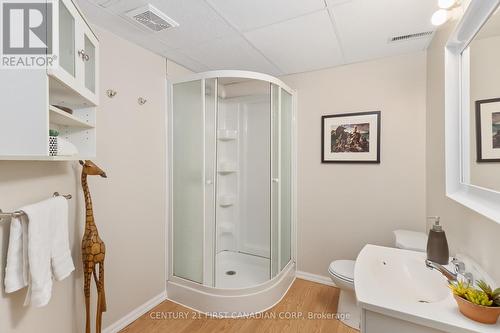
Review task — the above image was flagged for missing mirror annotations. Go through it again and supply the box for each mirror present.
[463,8,500,193]
[446,0,500,223]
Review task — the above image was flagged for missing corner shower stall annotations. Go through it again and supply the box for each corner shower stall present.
[167,71,296,315]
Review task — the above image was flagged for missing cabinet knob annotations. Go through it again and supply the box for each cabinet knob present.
[78,50,90,61]
[206,180,213,185]
[272,178,279,183]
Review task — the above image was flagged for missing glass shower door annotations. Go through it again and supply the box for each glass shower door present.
[270,84,280,278]
[271,85,293,277]
[280,89,293,270]
[172,80,205,284]
[172,79,217,285]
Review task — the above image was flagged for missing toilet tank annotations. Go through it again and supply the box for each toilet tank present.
[393,230,427,252]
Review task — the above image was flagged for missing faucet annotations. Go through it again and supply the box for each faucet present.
[425,258,474,284]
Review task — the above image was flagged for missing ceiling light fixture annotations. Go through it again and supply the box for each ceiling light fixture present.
[431,9,450,26]
[431,0,460,26]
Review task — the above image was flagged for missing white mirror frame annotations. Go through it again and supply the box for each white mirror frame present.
[445,0,500,223]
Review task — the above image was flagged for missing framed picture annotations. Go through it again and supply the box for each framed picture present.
[476,98,500,162]
[321,111,381,163]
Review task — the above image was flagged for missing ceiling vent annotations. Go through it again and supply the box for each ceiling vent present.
[389,31,434,43]
[126,4,179,32]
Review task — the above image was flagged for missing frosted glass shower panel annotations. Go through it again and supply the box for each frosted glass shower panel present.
[271,83,280,278]
[280,89,293,270]
[172,80,204,284]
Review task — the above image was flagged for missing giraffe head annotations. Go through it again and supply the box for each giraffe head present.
[79,160,107,178]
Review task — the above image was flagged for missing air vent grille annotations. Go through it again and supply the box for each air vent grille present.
[126,4,179,32]
[389,31,434,43]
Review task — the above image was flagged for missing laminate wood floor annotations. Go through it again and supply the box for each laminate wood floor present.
[120,279,359,333]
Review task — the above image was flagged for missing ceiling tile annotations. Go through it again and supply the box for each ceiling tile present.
[79,0,166,51]
[88,0,238,49]
[79,0,441,75]
[79,0,208,72]
[327,0,437,63]
[207,0,325,31]
[182,35,283,76]
[244,10,344,74]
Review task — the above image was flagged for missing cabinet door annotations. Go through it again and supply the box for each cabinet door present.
[58,0,76,78]
[83,26,99,100]
[75,20,99,105]
[49,0,80,91]
[49,0,99,107]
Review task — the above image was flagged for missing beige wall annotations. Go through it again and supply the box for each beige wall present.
[167,59,194,80]
[281,52,427,277]
[426,23,500,284]
[0,27,191,332]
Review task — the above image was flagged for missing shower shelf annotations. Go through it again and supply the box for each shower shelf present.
[218,162,238,174]
[218,196,235,207]
[217,129,238,141]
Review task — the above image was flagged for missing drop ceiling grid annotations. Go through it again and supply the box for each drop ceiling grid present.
[179,34,283,76]
[201,0,285,76]
[77,0,440,75]
[104,0,240,50]
[325,0,437,64]
[244,10,344,74]
[78,0,210,72]
[205,0,327,32]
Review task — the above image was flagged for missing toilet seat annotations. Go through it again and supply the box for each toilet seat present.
[328,260,355,283]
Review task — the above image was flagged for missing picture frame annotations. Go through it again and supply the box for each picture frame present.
[476,98,500,162]
[321,111,381,163]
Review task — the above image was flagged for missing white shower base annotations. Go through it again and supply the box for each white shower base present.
[167,261,295,317]
[216,251,270,289]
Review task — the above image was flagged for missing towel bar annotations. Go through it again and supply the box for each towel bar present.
[0,192,72,222]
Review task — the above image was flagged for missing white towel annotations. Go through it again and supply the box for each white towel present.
[4,214,28,293]
[4,196,75,307]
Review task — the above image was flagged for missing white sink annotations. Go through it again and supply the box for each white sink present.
[355,245,500,333]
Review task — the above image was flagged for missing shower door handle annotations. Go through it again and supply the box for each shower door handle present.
[272,178,279,183]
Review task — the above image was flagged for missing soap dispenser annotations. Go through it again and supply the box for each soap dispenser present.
[426,216,449,265]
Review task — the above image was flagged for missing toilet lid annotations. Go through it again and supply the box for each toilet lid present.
[328,260,355,282]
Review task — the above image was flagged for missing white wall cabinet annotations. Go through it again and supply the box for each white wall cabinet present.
[0,0,98,160]
[49,0,99,106]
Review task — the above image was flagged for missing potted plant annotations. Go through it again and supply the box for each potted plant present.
[450,280,500,324]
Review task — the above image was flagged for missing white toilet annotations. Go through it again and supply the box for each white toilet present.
[328,230,427,329]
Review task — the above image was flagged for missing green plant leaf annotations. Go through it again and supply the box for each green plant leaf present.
[477,280,492,294]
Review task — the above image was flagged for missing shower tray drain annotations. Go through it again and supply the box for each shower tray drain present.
[226,270,236,276]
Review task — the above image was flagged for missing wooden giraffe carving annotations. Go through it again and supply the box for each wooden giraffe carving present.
[79,160,108,333]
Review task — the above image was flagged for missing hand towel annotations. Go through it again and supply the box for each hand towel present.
[49,196,75,281]
[23,196,75,307]
[4,214,29,293]
[4,197,75,307]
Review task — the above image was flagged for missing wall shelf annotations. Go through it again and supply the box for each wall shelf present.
[218,161,238,174]
[49,105,94,129]
[0,0,98,160]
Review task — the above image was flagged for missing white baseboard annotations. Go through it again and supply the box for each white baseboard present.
[296,270,336,287]
[103,291,167,333]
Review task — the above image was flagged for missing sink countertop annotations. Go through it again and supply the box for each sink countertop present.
[355,245,500,333]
